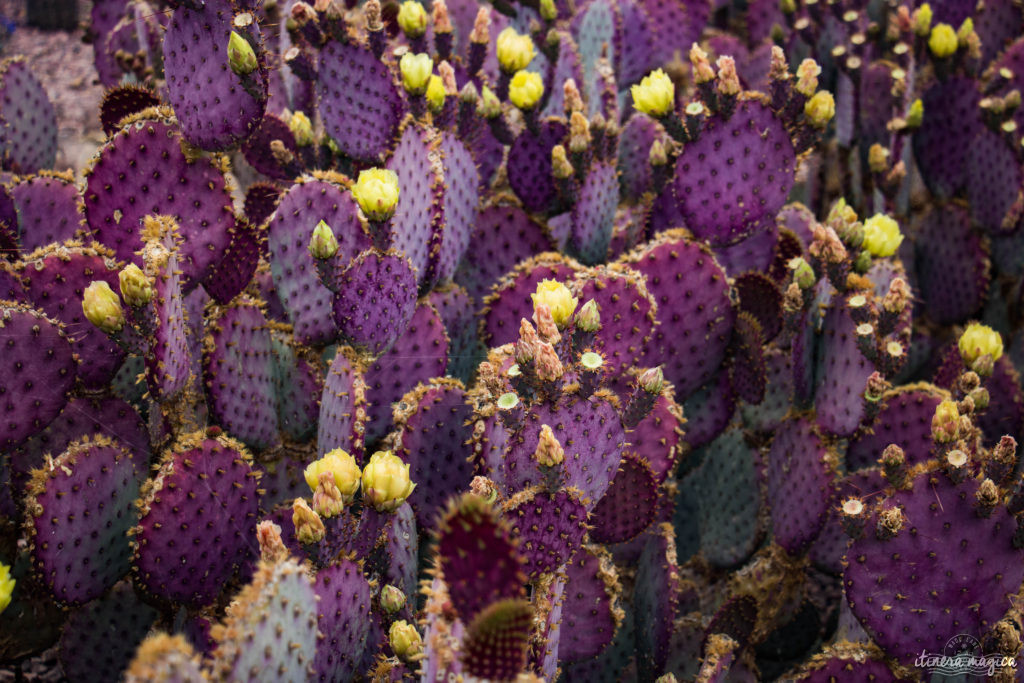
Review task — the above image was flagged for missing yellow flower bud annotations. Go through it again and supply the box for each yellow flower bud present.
[496,27,535,73]
[929,23,958,58]
[959,323,1003,366]
[292,498,325,544]
[308,219,339,260]
[531,279,577,329]
[397,0,428,38]
[362,451,416,512]
[399,52,433,95]
[862,213,903,257]
[905,98,924,129]
[425,74,445,113]
[957,17,973,46]
[304,448,361,501]
[508,70,544,110]
[630,68,675,118]
[804,91,835,128]
[389,619,422,660]
[82,280,125,333]
[289,111,314,147]
[380,584,406,613]
[351,168,400,222]
[534,423,564,467]
[227,30,258,76]
[914,3,933,36]
[0,562,14,615]
[932,399,960,443]
[118,264,153,307]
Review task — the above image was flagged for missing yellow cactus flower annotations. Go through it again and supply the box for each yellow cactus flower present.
[351,168,400,222]
[932,399,960,443]
[397,1,428,37]
[82,280,125,333]
[804,91,835,128]
[508,70,544,110]
[399,52,433,95]
[0,562,14,614]
[304,448,361,501]
[630,69,675,118]
[362,451,416,512]
[959,323,1004,366]
[389,619,422,660]
[531,279,578,329]
[425,74,445,112]
[929,23,958,58]
[862,214,903,257]
[496,27,535,73]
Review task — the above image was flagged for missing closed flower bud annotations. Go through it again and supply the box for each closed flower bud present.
[256,520,289,563]
[862,213,903,257]
[531,279,577,329]
[932,399,960,443]
[228,30,258,76]
[929,23,958,58]
[119,264,153,307]
[362,451,416,512]
[380,584,406,613]
[959,322,1003,366]
[804,91,835,128]
[312,471,344,518]
[308,219,339,260]
[534,341,564,381]
[289,111,314,146]
[540,0,557,20]
[789,257,816,289]
[534,423,564,467]
[389,620,422,660]
[83,280,125,333]
[400,52,433,95]
[905,98,924,129]
[0,562,13,615]
[351,168,400,222]
[397,0,428,38]
[551,144,574,179]
[716,56,741,96]
[639,366,664,395]
[914,3,933,36]
[478,85,501,118]
[868,144,890,173]
[292,498,325,544]
[426,74,446,112]
[509,70,544,110]
[795,59,821,97]
[630,68,675,117]
[689,44,715,84]
[574,299,601,332]
[496,27,535,73]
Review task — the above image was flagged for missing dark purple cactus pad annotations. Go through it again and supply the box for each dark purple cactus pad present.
[815,299,872,436]
[729,312,767,405]
[58,581,158,682]
[270,332,323,443]
[11,174,83,252]
[914,204,989,325]
[202,218,262,304]
[317,346,368,460]
[672,99,795,246]
[634,523,681,678]
[427,283,480,383]
[570,161,619,265]
[318,40,403,162]
[437,493,526,624]
[241,113,300,181]
[0,58,57,174]
[27,437,140,604]
[740,347,793,432]
[616,0,656,86]
[507,121,567,214]
[461,599,534,680]
[381,502,418,599]
[790,642,913,681]
[682,370,736,450]
[146,237,191,400]
[394,379,474,527]
[541,31,585,118]
[574,264,656,375]
[624,229,735,401]
[20,243,126,388]
[364,300,449,444]
[625,392,683,483]
[617,115,660,201]
[244,182,282,228]
[163,0,268,150]
[254,449,308,512]
[502,394,627,508]
[454,203,553,304]
[434,132,479,282]
[505,486,589,578]
[0,302,76,450]
[313,558,373,682]
[845,472,1024,666]
[589,454,659,544]
[386,123,442,285]
[133,435,260,607]
[735,272,783,341]
[976,0,1024,64]
[713,217,779,277]
[10,395,148,502]
[765,417,836,555]
[204,297,279,450]
[332,249,418,356]
[912,76,982,199]
[846,385,947,470]
[267,178,371,345]
[639,0,708,67]
[559,544,621,662]
[100,84,161,136]
[83,116,235,287]
[808,467,886,575]
[688,429,762,568]
[0,259,23,299]
[607,204,650,261]
[90,0,131,86]
[481,253,580,347]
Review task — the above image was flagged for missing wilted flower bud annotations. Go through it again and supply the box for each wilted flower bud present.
[534,423,564,467]
[257,520,289,563]
[292,498,325,544]
[876,507,905,540]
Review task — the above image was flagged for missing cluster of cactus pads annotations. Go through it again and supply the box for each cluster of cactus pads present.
[4,0,1024,679]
